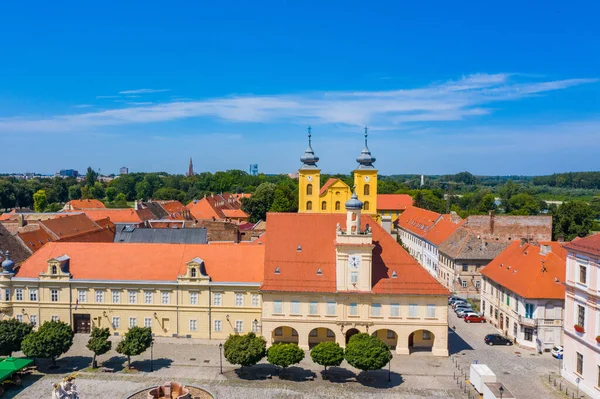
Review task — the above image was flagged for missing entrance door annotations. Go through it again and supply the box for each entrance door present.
[73,314,91,333]
[409,333,414,347]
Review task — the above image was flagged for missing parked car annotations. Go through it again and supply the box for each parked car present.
[484,334,513,346]
[452,300,469,309]
[454,303,473,312]
[551,346,563,359]
[464,313,486,323]
[456,307,474,317]
[448,296,464,305]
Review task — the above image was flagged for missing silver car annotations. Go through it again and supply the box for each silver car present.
[455,307,474,317]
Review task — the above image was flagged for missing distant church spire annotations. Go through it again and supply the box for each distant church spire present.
[187,157,194,177]
[356,126,376,169]
[300,126,319,169]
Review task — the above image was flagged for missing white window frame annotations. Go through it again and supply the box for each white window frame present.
[190,292,198,305]
[409,304,418,318]
[350,271,358,284]
[15,289,22,301]
[327,301,336,316]
[128,291,137,304]
[273,300,283,314]
[309,301,318,315]
[112,290,121,304]
[78,289,87,303]
[15,314,23,322]
[251,294,260,307]
[112,317,120,329]
[213,292,222,306]
[390,303,400,317]
[349,302,358,316]
[291,300,300,315]
[30,315,37,327]
[189,319,198,331]
[51,315,59,322]
[235,320,243,333]
[29,288,38,302]
[96,290,104,303]
[129,317,137,328]
[214,320,222,332]
[371,303,381,317]
[4,289,9,301]
[51,289,59,302]
[427,304,436,318]
[252,319,260,332]
[144,317,152,328]
[161,291,170,305]
[235,293,244,307]
[144,291,152,304]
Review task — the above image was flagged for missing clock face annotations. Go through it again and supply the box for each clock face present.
[306,175,313,182]
[364,176,370,182]
[348,255,361,269]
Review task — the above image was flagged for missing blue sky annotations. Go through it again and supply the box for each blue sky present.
[1,1,599,176]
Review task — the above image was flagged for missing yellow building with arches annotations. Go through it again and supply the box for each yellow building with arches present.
[297,128,380,221]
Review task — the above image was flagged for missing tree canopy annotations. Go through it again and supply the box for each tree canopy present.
[21,320,74,365]
[552,201,596,241]
[33,189,48,212]
[0,319,33,356]
[86,327,112,368]
[309,341,344,371]
[267,343,305,369]
[116,326,153,369]
[223,332,266,369]
[344,333,392,372]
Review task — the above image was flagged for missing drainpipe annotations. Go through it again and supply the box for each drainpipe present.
[37,283,41,330]
[175,283,179,337]
[69,280,73,330]
[208,286,212,339]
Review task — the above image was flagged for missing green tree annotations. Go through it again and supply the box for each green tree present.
[508,193,542,215]
[68,185,82,200]
[0,181,16,210]
[241,182,277,222]
[310,341,344,371]
[344,333,392,373]
[269,185,296,213]
[90,182,106,200]
[45,203,62,212]
[105,187,118,203]
[85,167,98,187]
[135,181,152,200]
[553,201,596,241]
[0,319,33,356]
[86,327,112,368]
[499,180,520,212]
[223,332,266,370]
[477,193,497,213]
[21,320,74,366]
[153,187,184,201]
[114,193,128,207]
[267,343,305,371]
[33,189,48,212]
[115,326,153,369]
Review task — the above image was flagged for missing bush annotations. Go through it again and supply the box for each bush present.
[267,343,304,370]
[310,341,344,371]
[86,327,112,368]
[21,320,74,366]
[116,326,153,369]
[223,332,266,369]
[344,333,392,372]
[0,319,33,356]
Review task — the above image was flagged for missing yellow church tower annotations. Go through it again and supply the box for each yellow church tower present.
[298,127,321,213]
[353,127,378,218]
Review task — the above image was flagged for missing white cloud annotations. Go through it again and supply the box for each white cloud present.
[95,95,119,99]
[73,104,92,108]
[0,74,596,133]
[119,88,170,94]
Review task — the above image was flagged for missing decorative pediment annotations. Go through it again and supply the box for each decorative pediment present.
[40,254,71,279]
[179,257,210,282]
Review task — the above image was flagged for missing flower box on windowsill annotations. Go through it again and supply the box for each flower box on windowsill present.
[574,324,585,333]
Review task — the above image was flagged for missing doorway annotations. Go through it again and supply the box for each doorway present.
[345,328,360,344]
[73,314,91,333]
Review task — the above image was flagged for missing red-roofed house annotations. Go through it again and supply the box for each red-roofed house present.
[186,193,249,223]
[480,241,566,350]
[396,206,445,263]
[422,218,462,277]
[261,202,449,356]
[377,194,413,222]
[3,241,264,338]
[63,199,106,210]
[561,234,600,397]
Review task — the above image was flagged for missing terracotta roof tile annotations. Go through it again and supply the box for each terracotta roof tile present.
[18,229,53,252]
[41,214,101,239]
[66,199,106,209]
[423,219,461,246]
[396,206,442,238]
[319,178,340,196]
[65,209,146,224]
[481,241,566,299]
[0,223,32,264]
[222,209,248,218]
[261,213,448,296]
[564,233,600,257]
[16,242,264,283]
[377,194,413,211]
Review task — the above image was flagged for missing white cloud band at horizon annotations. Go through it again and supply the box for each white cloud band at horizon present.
[0,73,596,133]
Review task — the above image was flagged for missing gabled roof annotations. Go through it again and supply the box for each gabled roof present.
[114,226,208,244]
[159,201,187,219]
[66,199,106,209]
[261,213,448,296]
[65,209,148,224]
[438,226,509,261]
[18,229,53,252]
[0,223,32,264]
[16,242,264,283]
[564,233,600,257]
[319,178,345,195]
[481,241,566,299]
[396,206,442,238]
[186,193,246,221]
[41,214,102,240]
[423,218,461,246]
[222,209,248,219]
[377,194,413,211]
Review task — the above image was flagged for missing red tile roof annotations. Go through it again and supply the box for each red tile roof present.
[18,229,54,252]
[65,209,147,224]
[396,206,442,238]
[480,241,566,299]
[261,213,449,296]
[423,219,461,246]
[159,201,187,219]
[319,178,340,195]
[186,193,246,221]
[564,233,600,257]
[16,242,264,283]
[222,209,249,219]
[377,194,413,211]
[66,199,106,209]
[42,214,102,239]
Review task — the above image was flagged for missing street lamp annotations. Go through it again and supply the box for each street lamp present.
[498,385,504,399]
[218,343,223,374]
[150,339,154,372]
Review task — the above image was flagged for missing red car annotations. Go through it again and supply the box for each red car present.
[464,314,486,323]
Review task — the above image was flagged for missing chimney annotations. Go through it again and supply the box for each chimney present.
[381,215,392,234]
[17,214,25,228]
[540,244,552,256]
[520,237,528,246]
[134,200,140,210]
[489,210,495,235]
[557,235,564,243]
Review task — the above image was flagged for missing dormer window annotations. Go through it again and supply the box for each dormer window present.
[317,268,322,275]
[191,268,197,278]
[52,265,57,275]
[391,270,398,278]
[274,267,280,274]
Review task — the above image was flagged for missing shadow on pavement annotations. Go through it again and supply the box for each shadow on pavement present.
[3,373,43,399]
[448,326,474,355]
[37,355,92,374]
[103,355,127,371]
[131,357,173,372]
[356,370,404,388]
[321,366,356,383]
[233,364,279,380]
[278,366,317,382]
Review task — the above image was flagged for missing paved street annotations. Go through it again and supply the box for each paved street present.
[447,307,563,399]
[8,307,567,398]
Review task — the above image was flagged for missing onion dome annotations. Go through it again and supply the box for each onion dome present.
[1,251,14,273]
[300,126,319,169]
[345,191,363,210]
[356,126,376,169]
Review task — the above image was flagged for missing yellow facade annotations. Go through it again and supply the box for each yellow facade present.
[298,169,321,213]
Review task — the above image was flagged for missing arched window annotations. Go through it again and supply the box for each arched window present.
[306,184,313,195]
[306,201,313,210]
[191,268,197,278]
[364,201,370,211]
[335,201,341,211]
[51,265,57,274]
[321,201,327,210]
[364,184,370,196]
